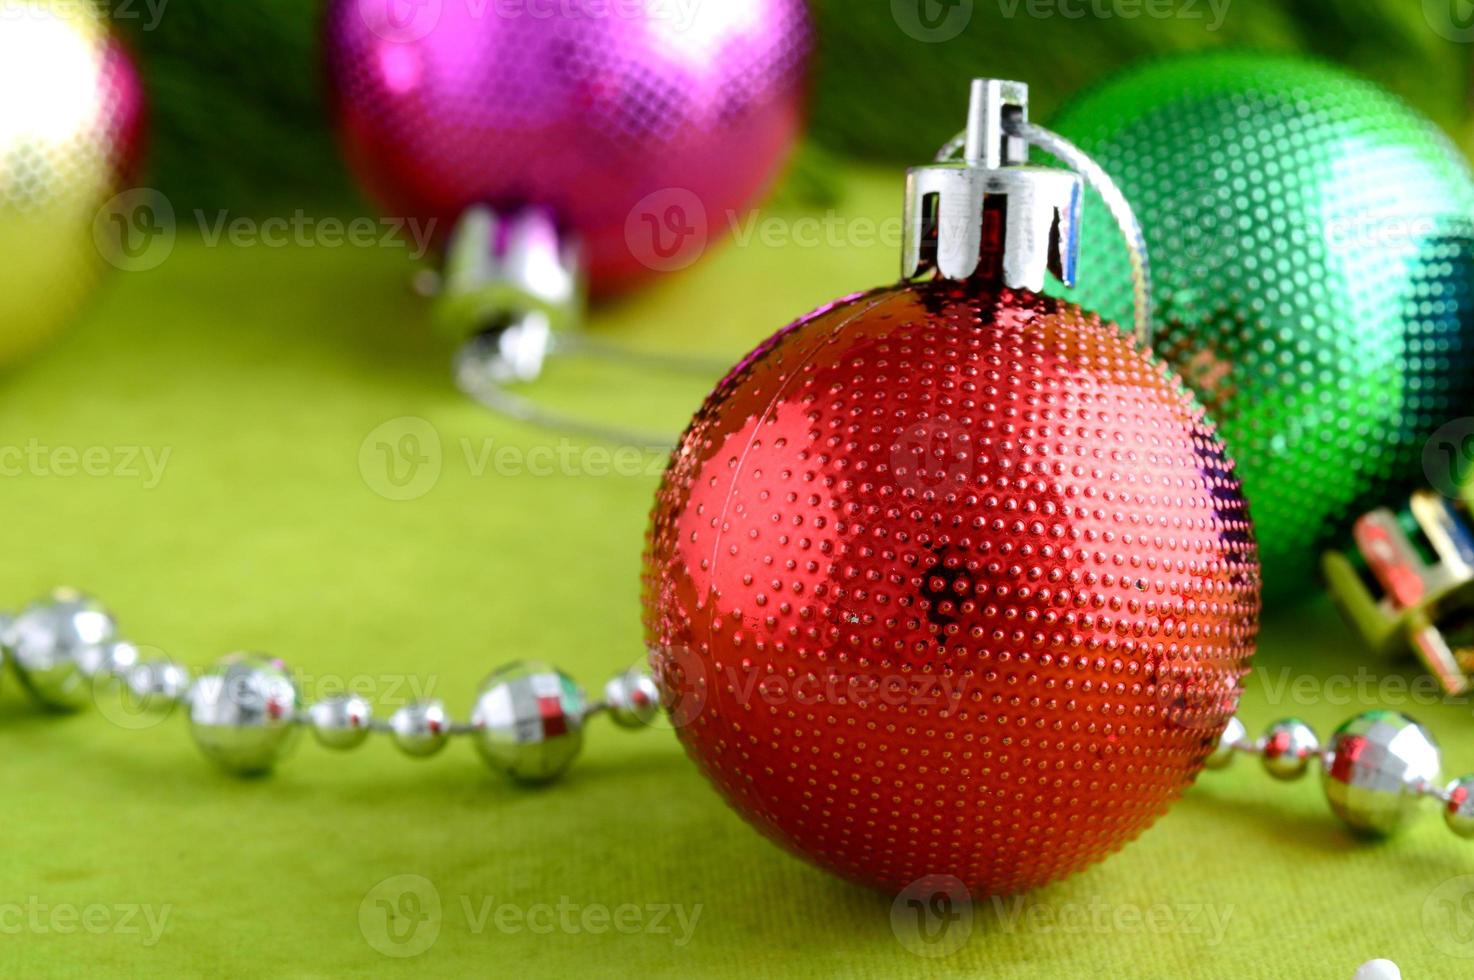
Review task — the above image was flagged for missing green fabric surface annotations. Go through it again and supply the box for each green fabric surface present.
[5,169,1474,978]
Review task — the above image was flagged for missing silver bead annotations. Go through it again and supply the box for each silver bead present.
[309,695,373,750]
[603,666,660,729]
[126,658,191,704]
[188,654,300,776]
[1352,961,1402,980]
[389,700,451,758]
[1204,716,1245,770]
[1260,718,1319,781]
[1321,710,1441,836]
[1444,775,1474,839]
[470,662,586,783]
[6,590,117,710]
[74,640,140,688]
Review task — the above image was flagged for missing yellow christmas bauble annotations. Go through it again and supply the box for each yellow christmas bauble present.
[0,0,146,364]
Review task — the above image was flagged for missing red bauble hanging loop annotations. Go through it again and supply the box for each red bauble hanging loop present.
[642,275,1260,895]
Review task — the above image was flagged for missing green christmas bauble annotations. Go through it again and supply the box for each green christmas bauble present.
[1052,52,1474,602]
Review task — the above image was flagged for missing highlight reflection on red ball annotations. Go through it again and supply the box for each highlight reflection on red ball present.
[643,278,1261,895]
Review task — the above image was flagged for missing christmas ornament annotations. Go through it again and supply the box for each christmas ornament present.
[1323,482,1474,696]
[323,0,812,440]
[641,80,1260,896]
[1051,52,1474,602]
[0,0,147,364]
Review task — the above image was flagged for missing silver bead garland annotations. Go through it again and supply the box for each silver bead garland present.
[1211,711,1471,839]
[0,590,656,779]
[10,587,1474,843]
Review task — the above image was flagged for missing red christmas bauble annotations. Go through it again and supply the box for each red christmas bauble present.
[643,277,1261,896]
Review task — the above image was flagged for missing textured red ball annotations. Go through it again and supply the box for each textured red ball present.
[643,278,1261,895]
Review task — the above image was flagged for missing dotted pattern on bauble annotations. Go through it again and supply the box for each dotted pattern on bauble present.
[0,1,146,362]
[643,278,1261,896]
[323,0,812,296]
[1051,52,1474,601]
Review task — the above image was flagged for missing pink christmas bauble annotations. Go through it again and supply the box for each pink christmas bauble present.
[323,0,813,296]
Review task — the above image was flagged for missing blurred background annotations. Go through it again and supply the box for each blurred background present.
[128,0,1473,214]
